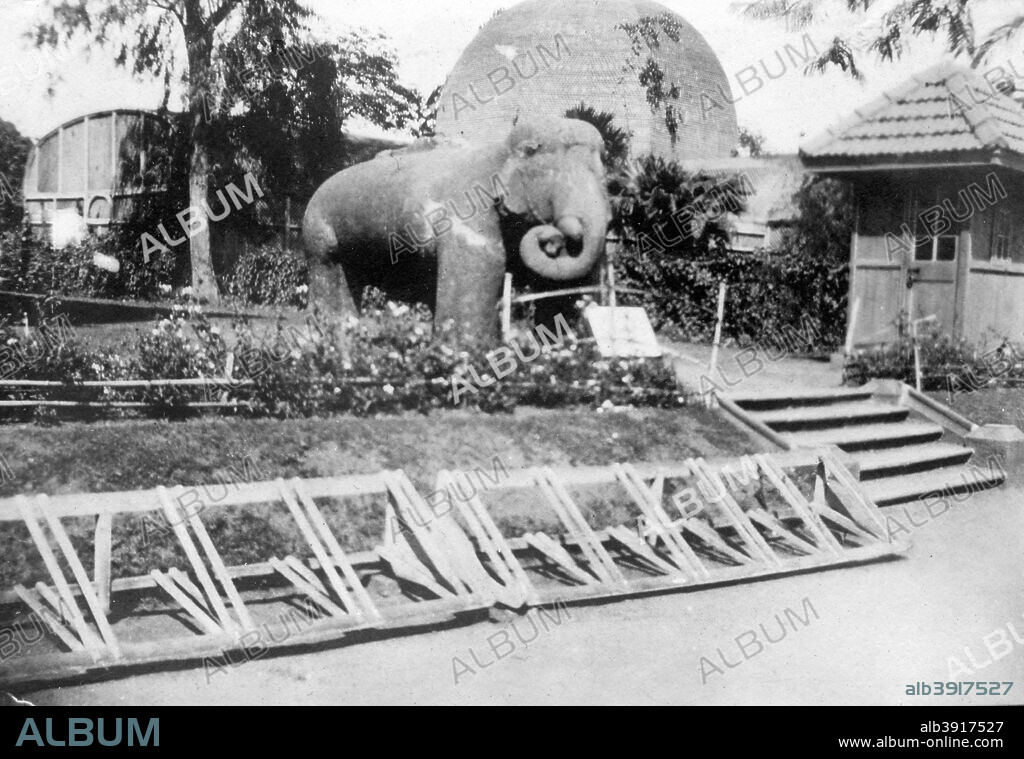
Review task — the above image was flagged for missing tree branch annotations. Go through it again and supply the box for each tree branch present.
[208,0,239,29]
[149,1,184,27]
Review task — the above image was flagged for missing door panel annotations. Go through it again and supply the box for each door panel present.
[909,259,956,335]
[852,263,904,345]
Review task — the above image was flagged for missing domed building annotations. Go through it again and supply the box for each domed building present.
[437,0,739,161]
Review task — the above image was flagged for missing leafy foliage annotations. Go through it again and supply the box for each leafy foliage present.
[411,86,443,139]
[611,158,850,352]
[844,321,1024,395]
[735,0,1022,72]
[0,230,176,301]
[219,242,308,308]
[0,119,31,233]
[615,14,685,143]
[0,296,685,422]
[564,102,632,170]
[781,175,854,265]
[736,127,767,158]
[572,106,847,351]
[29,1,425,300]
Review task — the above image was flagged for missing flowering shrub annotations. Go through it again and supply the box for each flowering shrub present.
[235,299,686,417]
[846,322,1024,393]
[0,296,687,421]
[219,242,309,308]
[0,229,178,300]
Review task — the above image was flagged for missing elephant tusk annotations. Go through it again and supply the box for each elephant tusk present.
[556,215,584,242]
[537,227,565,257]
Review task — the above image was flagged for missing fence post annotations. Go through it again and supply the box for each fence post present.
[94,513,113,615]
[501,274,512,344]
[706,282,728,408]
[605,232,620,310]
[284,197,291,253]
[906,275,922,391]
[845,297,860,357]
[222,352,236,404]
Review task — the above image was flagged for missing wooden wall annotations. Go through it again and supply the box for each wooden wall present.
[22,111,163,229]
[849,175,909,345]
[961,172,1024,346]
[849,167,1024,348]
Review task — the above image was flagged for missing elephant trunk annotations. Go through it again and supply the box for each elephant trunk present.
[520,213,605,281]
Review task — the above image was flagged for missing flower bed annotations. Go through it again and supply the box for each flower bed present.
[0,297,686,421]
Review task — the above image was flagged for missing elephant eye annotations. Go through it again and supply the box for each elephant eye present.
[522,142,541,157]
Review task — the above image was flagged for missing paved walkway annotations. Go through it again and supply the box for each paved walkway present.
[661,340,844,398]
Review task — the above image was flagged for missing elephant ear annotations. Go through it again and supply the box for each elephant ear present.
[499,121,550,216]
[496,156,531,216]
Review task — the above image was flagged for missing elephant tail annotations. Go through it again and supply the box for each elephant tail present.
[302,205,338,264]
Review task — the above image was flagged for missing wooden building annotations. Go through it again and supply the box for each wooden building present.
[801,63,1024,348]
[20,109,168,235]
[19,110,406,258]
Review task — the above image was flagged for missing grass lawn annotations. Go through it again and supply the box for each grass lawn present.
[925,387,1023,426]
[0,406,752,496]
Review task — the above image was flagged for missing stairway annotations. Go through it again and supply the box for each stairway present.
[722,388,1005,506]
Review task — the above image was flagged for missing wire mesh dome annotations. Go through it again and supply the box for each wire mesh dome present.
[436,0,739,160]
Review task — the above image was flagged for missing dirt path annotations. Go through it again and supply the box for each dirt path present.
[22,483,1024,706]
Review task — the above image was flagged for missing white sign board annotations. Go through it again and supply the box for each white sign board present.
[585,306,663,358]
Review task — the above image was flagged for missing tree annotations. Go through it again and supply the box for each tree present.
[411,86,442,139]
[735,127,767,157]
[0,118,32,233]
[29,2,422,303]
[28,1,310,301]
[781,175,854,265]
[735,0,1023,75]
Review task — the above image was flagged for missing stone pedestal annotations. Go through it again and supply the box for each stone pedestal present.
[966,424,1024,481]
[863,378,904,401]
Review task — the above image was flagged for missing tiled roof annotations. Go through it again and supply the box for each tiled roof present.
[801,62,1024,162]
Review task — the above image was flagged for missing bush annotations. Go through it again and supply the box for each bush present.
[617,247,847,352]
[846,322,1024,394]
[0,296,686,421]
[611,158,850,354]
[234,299,685,418]
[0,228,178,301]
[219,242,309,307]
[0,118,31,234]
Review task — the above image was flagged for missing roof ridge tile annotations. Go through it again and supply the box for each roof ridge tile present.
[801,63,1021,159]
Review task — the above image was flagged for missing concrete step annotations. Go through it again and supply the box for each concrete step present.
[725,387,874,411]
[855,443,974,480]
[785,421,944,451]
[756,401,908,431]
[861,464,1006,507]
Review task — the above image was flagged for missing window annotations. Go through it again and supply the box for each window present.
[915,234,958,262]
[992,206,1013,262]
[911,184,958,263]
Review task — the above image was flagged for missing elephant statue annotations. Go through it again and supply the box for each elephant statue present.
[302,116,610,343]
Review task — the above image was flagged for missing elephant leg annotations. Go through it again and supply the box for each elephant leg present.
[309,260,362,314]
[434,225,505,345]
